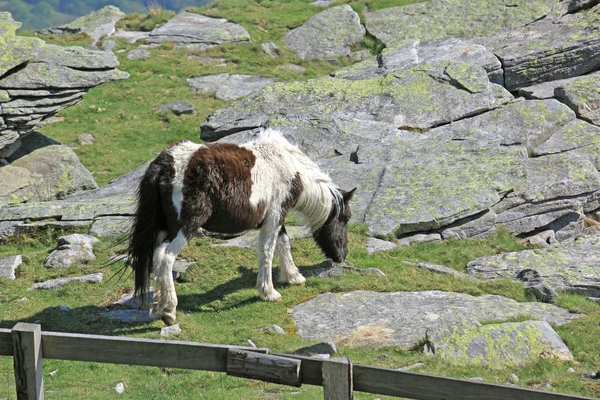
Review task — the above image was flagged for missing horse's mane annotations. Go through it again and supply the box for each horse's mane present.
[253,129,342,230]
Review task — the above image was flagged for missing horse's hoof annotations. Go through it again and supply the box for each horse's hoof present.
[259,289,282,302]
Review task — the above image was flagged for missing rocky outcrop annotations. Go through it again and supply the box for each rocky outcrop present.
[187,74,277,101]
[146,12,250,48]
[290,290,579,366]
[284,5,365,60]
[38,6,126,42]
[467,235,600,299]
[0,12,129,154]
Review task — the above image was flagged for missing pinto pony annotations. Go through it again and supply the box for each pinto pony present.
[127,129,356,325]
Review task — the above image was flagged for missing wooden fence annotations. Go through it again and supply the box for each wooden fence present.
[0,323,598,400]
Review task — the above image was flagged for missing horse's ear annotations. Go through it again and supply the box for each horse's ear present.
[343,188,357,203]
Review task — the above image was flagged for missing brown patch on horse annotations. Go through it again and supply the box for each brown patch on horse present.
[180,143,265,235]
[280,172,303,223]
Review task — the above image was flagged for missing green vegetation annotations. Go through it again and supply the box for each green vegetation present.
[1,227,599,398]
[0,0,211,30]
[3,0,600,398]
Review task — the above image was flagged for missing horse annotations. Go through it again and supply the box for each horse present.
[126,129,356,325]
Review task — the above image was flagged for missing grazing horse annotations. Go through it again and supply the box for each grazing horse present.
[127,129,356,325]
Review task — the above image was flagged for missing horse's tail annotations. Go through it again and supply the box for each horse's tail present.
[127,158,167,308]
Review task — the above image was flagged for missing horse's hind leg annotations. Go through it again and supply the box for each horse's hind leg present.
[257,219,282,301]
[276,226,305,285]
[152,230,188,325]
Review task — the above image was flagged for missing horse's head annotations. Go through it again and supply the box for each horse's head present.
[313,188,357,263]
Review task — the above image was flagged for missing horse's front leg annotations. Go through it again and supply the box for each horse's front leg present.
[277,225,305,285]
[152,231,187,325]
[257,220,282,301]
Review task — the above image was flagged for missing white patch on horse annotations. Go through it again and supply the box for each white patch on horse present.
[168,141,203,217]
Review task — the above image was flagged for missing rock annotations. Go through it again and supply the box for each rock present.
[187,56,226,66]
[115,382,125,394]
[402,261,479,282]
[290,291,579,348]
[260,325,286,334]
[115,290,155,309]
[57,233,99,248]
[89,216,131,237]
[364,0,564,48]
[28,272,103,290]
[0,255,21,280]
[473,7,600,91]
[214,226,310,248]
[397,233,442,247]
[147,12,250,45]
[311,0,336,6]
[554,71,600,126]
[435,321,573,367]
[276,63,306,75]
[78,134,95,145]
[365,237,397,254]
[467,235,600,299]
[376,354,388,360]
[111,30,149,44]
[303,260,385,278]
[397,363,425,371]
[161,323,182,338]
[126,49,151,60]
[45,245,96,269]
[332,38,503,85]
[99,309,154,323]
[3,145,98,204]
[507,373,520,384]
[201,61,513,144]
[157,101,195,115]
[294,342,338,356]
[284,6,364,60]
[188,74,276,101]
[568,367,576,373]
[101,39,116,52]
[38,6,126,42]
[468,377,485,382]
[58,305,71,311]
[261,42,280,57]
[6,131,60,162]
[172,259,195,281]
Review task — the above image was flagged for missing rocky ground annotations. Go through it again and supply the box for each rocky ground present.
[1,0,600,377]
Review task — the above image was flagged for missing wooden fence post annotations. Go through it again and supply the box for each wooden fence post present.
[322,357,353,400]
[12,323,44,400]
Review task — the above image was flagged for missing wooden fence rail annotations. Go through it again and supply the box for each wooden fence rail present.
[0,324,597,400]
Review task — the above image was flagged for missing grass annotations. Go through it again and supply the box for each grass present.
[1,226,599,398]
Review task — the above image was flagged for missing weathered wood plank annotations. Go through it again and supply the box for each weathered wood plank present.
[0,328,12,356]
[12,323,44,400]
[41,331,267,371]
[353,365,598,400]
[227,349,301,387]
[322,357,353,400]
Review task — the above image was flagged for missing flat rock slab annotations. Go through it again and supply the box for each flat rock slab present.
[284,5,365,60]
[147,12,250,45]
[44,245,96,269]
[0,255,21,280]
[467,235,600,298]
[188,74,276,101]
[90,216,131,237]
[434,320,573,367]
[38,5,125,42]
[126,49,151,60]
[99,309,154,323]
[402,261,478,282]
[28,272,103,290]
[157,101,195,115]
[555,71,600,126]
[365,237,397,254]
[290,290,579,349]
[364,0,562,48]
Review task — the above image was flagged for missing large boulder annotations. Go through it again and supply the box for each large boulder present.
[467,235,600,299]
[284,5,365,60]
[290,290,579,366]
[554,72,600,126]
[187,74,277,101]
[38,6,126,42]
[0,13,129,154]
[146,12,250,47]
[1,145,98,204]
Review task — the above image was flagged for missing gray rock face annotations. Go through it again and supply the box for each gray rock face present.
[44,233,99,269]
[467,235,600,298]
[147,12,250,45]
[434,320,573,367]
[99,309,154,323]
[365,237,397,254]
[89,216,131,237]
[290,291,579,351]
[38,6,126,42]
[303,260,385,279]
[284,5,365,60]
[1,145,98,205]
[261,42,280,57]
[554,72,600,126]
[28,272,103,290]
[126,49,151,60]
[188,74,276,101]
[472,6,600,90]
[402,261,478,282]
[0,255,21,280]
[157,101,195,115]
[0,13,128,153]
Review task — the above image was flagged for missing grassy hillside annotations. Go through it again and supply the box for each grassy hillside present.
[3,1,600,398]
